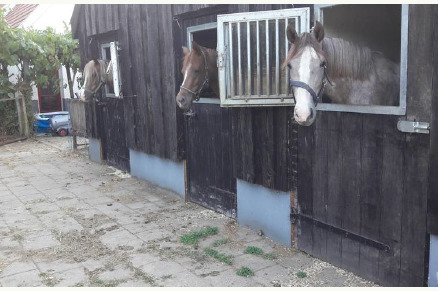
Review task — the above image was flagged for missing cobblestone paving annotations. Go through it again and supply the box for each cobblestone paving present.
[0,136,378,287]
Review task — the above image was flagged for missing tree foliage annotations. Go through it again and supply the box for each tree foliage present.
[0,8,81,100]
[0,7,81,136]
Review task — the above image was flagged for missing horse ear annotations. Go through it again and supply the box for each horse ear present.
[192,41,202,54]
[286,22,298,44]
[182,46,190,56]
[313,21,324,43]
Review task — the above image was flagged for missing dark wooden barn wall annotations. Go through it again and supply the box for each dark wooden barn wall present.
[295,5,432,286]
[77,4,184,162]
[428,5,438,236]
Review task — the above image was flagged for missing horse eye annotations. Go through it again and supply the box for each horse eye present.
[320,61,326,68]
[194,69,200,74]
[287,63,292,69]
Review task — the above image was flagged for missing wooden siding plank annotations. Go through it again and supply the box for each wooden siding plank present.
[340,113,362,274]
[129,4,149,152]
[311,112,329,261]
[84,5,92,37]
[158,4,178,159]
[378,116,403,286]
[325,111,343,268]
[358,115,383,282]
[232,108,254,184]
[89,5,97,35]
[429,4,438,236]
[399,134,429,286]
[297,123,314,255]
[118,5,135,150]
[144,4,166,158]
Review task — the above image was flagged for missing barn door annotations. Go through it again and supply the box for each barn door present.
[185,103,237,218]
[293,112,429,287]
[97,98,130,172]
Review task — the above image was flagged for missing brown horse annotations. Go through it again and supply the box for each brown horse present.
[77,59,113,102]
[283,21,400,126]
[176,41,219,110]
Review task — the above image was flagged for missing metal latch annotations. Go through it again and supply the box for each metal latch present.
[397,121,430,134]
[217,53,225,69]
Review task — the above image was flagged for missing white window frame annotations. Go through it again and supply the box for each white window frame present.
[186,22,221,105]
[217,8,310,107]
[100,41,122,98]
[314,4,408,115]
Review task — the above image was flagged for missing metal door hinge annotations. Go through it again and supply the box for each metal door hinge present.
[291,207,391,252]
[397,121,430,134]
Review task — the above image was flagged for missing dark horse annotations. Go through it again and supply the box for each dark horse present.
[283,21,400,126]
[176,41,219,110]
[77,59,113,102]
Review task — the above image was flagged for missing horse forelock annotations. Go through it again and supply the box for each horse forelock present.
[181,46,217,72]
[322,38,374,80]
[83,59,108,90]
[282,33,324,68]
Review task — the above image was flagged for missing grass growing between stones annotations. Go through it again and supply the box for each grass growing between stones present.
[39,272,61,287]
[180,226,218,245]
[204,247,233,265]
[212,238,229,247]
[244,246,277,260]
[296,271,307,278]
[236,266,254,277]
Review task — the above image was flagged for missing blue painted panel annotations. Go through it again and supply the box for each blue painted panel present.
[237,179,291,246]
[89,138,102,164]
[129,149,185,197]
[429,235,438,287]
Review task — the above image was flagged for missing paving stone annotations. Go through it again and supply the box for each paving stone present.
[123,221,160,235]
[99,229,145,250]
[54,267,87,287]
[0,270,43,287]
[136,227,173,242]
[98,267,132,281]
[252,263,292,286]
[129,253,161,269]
[35,260,82,274]
[137,259,186,278]
[207,268,262,287]
[21,233,60,250]
[81,259,105,272]
[0,261,37,278]
[157,270,212,287]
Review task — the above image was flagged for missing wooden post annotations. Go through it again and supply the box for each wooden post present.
[14,92,29,137]
[15,95,24,136]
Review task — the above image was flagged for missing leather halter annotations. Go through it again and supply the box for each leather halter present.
[180,48,209,102]
[289,63,332,106]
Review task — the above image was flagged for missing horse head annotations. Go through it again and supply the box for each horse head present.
[176,41,211,111]
[77,59,112,102]
[284,21,327,126]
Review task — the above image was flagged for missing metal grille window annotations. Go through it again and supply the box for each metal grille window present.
[100,41,122,98]
[217,8,310,107]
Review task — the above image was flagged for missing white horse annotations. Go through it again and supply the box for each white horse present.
[76,59,113,102]
[283,21,400,126]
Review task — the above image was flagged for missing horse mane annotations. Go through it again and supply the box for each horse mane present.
[322,38,374,80]
[282,32,375,81]
[83,59,107,89]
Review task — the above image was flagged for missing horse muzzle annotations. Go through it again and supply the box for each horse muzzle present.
[176,92,194,111]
